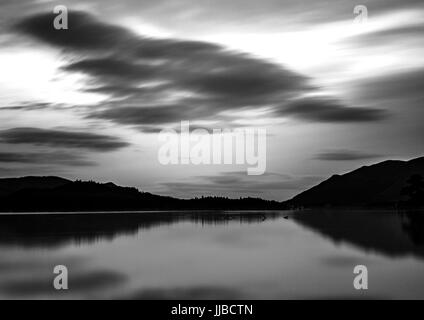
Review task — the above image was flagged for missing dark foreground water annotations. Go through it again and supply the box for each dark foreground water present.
[0,210,423,299]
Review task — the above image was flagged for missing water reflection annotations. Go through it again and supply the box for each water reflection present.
[1,210,424,299]
[0,211,281,248]
[399,210,424,245]
[120,286,243,300]
[293,210,424,259]
[2,270,127,298]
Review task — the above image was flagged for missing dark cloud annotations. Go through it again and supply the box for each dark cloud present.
[13,11,308,109]
[279,97,388,123]
[14,11,135,51]
[134,37,223,60]
[314,150,383,161]
[0,102,54,111]
[0,128,129,151]
[63,57,159,82]
[12,10,384,127]
[83,84,147,97]
[56,23,306,106]
[350,68,424,102]
[178,57,307,103]
[0,151,96,166]
[88,105,195,125]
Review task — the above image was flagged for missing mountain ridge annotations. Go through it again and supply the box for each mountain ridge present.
[1,156,423,211]
[0,176,285,212]
[286,156,424,208]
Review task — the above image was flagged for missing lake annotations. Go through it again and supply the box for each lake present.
[0,210,423,299]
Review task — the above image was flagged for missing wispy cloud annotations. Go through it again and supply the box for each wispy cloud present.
[0,151,96,166]
[314,150,384,161]
[278,97,388,123]
[0,127,129,151]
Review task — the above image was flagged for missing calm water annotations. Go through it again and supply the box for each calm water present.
[0,210,424,299]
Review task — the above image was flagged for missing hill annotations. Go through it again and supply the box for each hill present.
[0,176,70,196]
[0,177,285,212]
[286,156,424,208]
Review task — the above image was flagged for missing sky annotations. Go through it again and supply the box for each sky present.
[0,0,423,200]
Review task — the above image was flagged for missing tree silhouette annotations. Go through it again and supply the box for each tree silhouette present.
[401,174,424,206]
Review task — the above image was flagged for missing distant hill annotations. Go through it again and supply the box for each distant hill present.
[0,177,285,212]
[2,157,422,211]
[286,156,424,208]
[0,176,70,197]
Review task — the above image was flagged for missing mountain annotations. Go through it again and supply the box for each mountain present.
[286,156,424,208]
[2,156,422,211]
[0,177,285,212]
